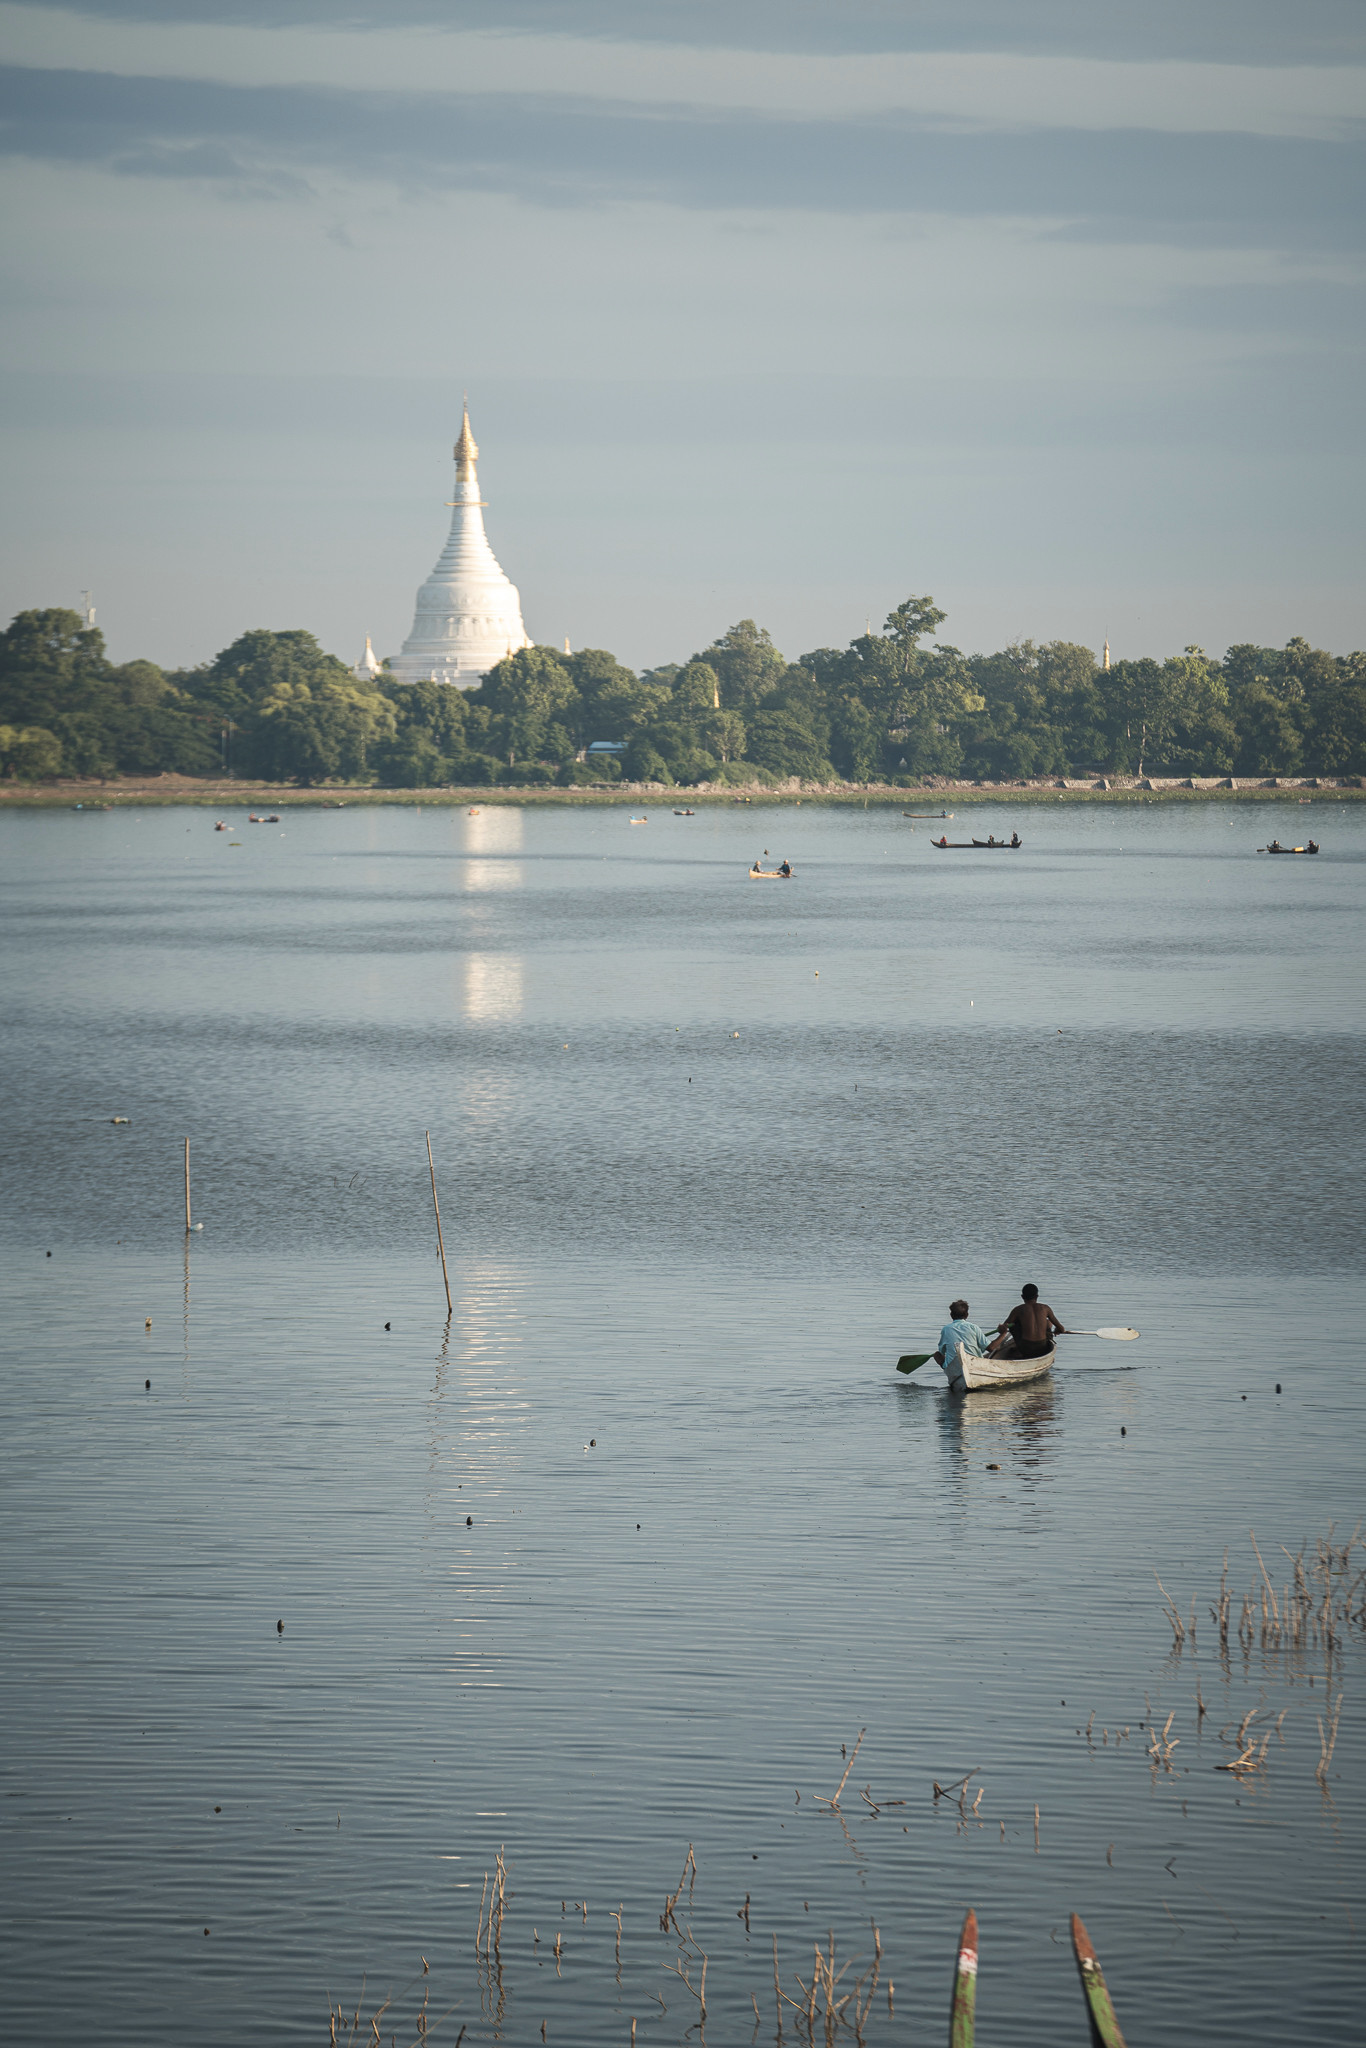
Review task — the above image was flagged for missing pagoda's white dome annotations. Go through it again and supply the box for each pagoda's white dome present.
[387,407,530,688]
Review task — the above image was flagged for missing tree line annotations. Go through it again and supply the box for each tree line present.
[2,601,1363,788]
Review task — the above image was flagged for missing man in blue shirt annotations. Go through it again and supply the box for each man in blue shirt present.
[934,1299,991,1377]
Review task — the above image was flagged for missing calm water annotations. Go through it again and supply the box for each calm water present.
[1,798,1363,2046]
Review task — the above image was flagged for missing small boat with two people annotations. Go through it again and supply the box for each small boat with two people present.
[897,1288,1138,1391]
[1261,838,1319,854]
[749,858,794,878]
[933,831,1021,849]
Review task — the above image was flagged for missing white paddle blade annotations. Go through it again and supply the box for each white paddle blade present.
[1095,1326,1140,1340]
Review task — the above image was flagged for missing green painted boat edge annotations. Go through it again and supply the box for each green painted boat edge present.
[897,1353,934,1373]
[949,1907,978,2048]
[1071,1914,1128,2048]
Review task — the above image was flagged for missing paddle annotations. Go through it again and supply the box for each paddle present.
[897,1328,1138,1373]
[1060,1328,1140,1340]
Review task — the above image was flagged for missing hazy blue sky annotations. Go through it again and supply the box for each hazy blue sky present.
[1,0,1363,673]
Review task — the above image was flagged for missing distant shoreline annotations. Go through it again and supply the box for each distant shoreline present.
[1,773,1361,810]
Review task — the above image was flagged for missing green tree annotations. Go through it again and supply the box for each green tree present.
[829,696,881,780]
[745,709,835,781]
[689,621,785,707]
[371,732,450,788]
[0,723,63,779]
[184,628,356,720]
[473,645,578,763]
[883,595,948,673]
[1231,684,1303,776]
[672,661,721,714]
[621,736,675,784]
[698,707,747,763]
[0,608,111,727]
[565,649,662,742]
[1303,651,1366,773]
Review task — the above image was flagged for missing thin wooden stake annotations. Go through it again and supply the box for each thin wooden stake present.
[426,1131,453,1316]
[184,1137,191,1232]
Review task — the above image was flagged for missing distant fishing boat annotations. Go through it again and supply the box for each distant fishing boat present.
[932,835,1022,849]
[1260,841,1318,854]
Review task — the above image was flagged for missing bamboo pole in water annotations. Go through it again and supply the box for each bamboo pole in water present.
[426,1131,453,1316]
[184,1137,191,1232]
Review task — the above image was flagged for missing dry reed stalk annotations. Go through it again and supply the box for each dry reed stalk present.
[816,1729,866,1809]
[773,1931,783,2041]
[932,1767,980,1802]
[666,1931,709,2023]
[1316,1691,1344,1786]
[1248,1531,1279,1625]
[1147,1711,1180,1769]
[425,1131,453,1316]
[659,1846,696,1932]
[1155,1572,1186,1643]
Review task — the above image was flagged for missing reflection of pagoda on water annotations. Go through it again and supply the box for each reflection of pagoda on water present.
[386,403,531,688]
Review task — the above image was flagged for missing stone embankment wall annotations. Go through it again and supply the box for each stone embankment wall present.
[1,772,1362,807]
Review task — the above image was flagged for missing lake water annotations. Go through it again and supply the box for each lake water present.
[2,797,1363,2046]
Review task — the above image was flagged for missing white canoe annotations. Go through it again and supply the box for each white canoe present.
[948,1340,1055,1395]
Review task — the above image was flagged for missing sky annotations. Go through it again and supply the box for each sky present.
[0,0,1363,675]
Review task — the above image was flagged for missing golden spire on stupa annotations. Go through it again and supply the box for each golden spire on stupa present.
[454,399,479,482]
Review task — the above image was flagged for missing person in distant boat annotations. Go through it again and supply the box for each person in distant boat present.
[1010,832,1021,847]
[778,859,792,876]
[933,1299,992,1376]
[1268,838,1282,852]
[1307,839,1319,853]
[751,860,763,874]
[989,1283,1067,1358]
[937,834,949,847]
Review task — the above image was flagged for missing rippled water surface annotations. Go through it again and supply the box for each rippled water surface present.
[2,799,1364,2045]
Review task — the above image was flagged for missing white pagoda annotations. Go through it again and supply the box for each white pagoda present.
[387,404,531,687]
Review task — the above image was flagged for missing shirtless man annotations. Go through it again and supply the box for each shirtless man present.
[988,1282,1067,1358]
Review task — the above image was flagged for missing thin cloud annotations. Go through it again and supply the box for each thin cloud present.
[22,0,1366,66]
[7,11,1364,138]
[1,65,1361,248]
